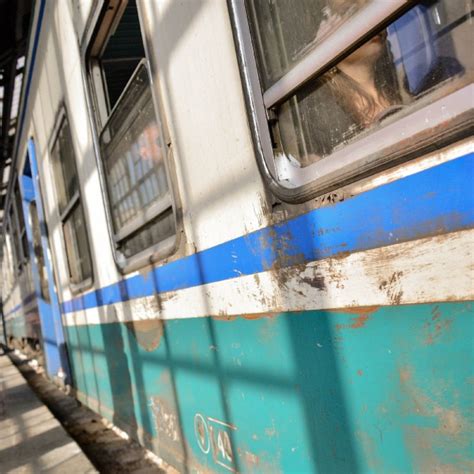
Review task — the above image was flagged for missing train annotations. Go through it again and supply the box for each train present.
[1,0,473,472]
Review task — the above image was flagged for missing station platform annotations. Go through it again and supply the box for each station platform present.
[0,350,97,473]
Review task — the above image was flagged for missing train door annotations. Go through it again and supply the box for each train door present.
[18,138,71,383]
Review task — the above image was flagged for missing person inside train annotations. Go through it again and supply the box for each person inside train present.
[278,0,464,165]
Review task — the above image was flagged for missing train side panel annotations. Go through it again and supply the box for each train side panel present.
[1,0,472,473]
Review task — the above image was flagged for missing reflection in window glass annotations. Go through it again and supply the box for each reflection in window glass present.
[248,0,472,167]
[120,208,175,259]
[99,63,174,258]
[89,0,176,264]
[52,118,79,213]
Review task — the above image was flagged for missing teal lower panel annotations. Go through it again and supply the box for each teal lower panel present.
[66,302,474,473]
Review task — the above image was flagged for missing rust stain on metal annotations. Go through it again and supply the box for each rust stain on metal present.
[264,426,278,438]
[336,307,379,330]
[125,319,163,352]
[399,367,412,383]
[242,312,279,320]
[423,305,453,345]
[328,305,380,315]
[398,364,473,472]
[243,450,259,466]
[433,406,463,436]
[212,312,280,322]
[257,226,307,272]
[351,314,370,329]
[356,430,382,472]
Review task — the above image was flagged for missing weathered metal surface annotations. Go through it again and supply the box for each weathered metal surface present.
[62,228,474,327]
[66,301,474,473]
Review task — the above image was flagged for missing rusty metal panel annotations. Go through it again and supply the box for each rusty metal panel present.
[66,301,474,473]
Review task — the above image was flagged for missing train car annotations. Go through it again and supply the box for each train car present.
[1,0,473,472]
[1,180,42,352]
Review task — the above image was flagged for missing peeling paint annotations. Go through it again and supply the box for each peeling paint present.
[379,271,404,305]
[423,305,454,345]
[336,307,378,330]
[398,365,474,473]
[125,319,163,352]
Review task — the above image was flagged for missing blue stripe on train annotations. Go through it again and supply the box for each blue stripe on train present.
[4,293,37,317]
[62,153,474,314]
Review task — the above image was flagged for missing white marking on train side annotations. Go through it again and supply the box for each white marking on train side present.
[63,229,474,326]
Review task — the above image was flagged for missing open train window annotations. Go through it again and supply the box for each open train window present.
[231,0,473,201]
[50,110,93,288]
[86,0,176,269]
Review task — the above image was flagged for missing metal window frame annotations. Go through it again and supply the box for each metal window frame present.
[49,106,94,293]
[98,59,174,245]
[81,0,181,274]
[229,0,474,203]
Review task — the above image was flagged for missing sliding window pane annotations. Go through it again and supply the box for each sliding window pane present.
[51,118,79,214]
[99,63,173,255]
[273,0,471,166]
[246,0,372,89]
[63,203,92,284]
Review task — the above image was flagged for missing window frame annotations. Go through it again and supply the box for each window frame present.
[81,0,180,273]
[49,105,94,293]
[229,0,474,203]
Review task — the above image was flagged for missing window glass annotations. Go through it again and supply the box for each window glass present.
[248,0,472,167]
[63,203,92,284]
[100,64,171,238]
[51,113,93,285]
[89,0,176,263]
[247,0,372,89]
[100,0,145,109]
[51,118,79,213]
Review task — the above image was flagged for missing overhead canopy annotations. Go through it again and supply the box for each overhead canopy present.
[0,0,33,229]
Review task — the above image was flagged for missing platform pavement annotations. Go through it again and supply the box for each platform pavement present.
[0,349,97,473]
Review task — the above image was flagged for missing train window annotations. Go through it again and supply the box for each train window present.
[2,227,15,294]
[30,202,50,301]
[50,113,93,287]
[86,0,176,267]
[232,0,473,198]
[14,183,29,264]
[8,195,26,273]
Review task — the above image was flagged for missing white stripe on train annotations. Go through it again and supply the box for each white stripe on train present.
[62,228,474,327]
